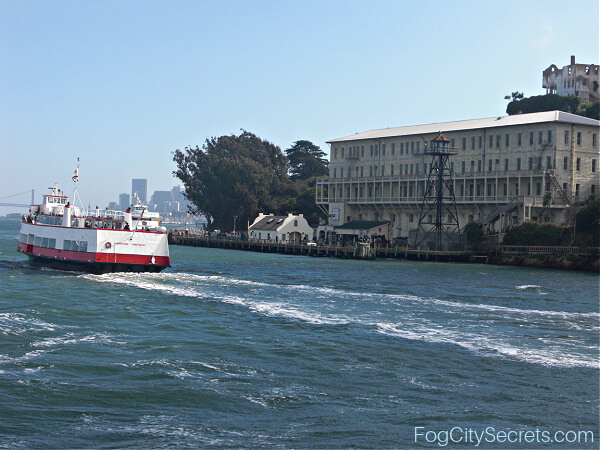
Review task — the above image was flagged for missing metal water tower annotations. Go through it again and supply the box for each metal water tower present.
[415,133,460,251]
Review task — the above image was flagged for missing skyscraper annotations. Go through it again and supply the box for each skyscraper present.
[119,193,130,211]
[131,179,148,205]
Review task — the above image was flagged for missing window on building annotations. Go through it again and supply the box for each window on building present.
[361,146,364,157]
[575,184,580,198]
[341,147,345,158]
[334,149,338,159]
[462,161,466,173]
[374,144,378,156]
[471,160,475,172]
[515,183,519,195]
[487,183,492,196]
[527,182,531,195]
[409,214,414,223]
[528,157,533,170]
[391,143,395,155]
[381,165,385,176]
[476,184,481,196]
[471,137,475,150]
[503,183,507,196]
[333,168,337,178]
[478,136,482,149]
[400,143,404,154]
[478,160,482,172]
[489,135,493,148]
[592,159,597,172]
[536,182,541,195]
[416,141,420,152]
[518,133,522,146]
[382,144,385,156]
[563,156,568,170]
[576,157,581,171]
[516,158,521,170]
[488,159,492,172]
[410,164,414,175]
[370,145,373,156]
[462,137,466,150]
[564,130,569,145]
[450,161,454,173]
[547,156,552,169]
[593,134,597,147]
[411,142,414,153]
[547,130,552,143]
[340,168,344,178]
[538,131,542,145]
[505,133,510,147]
[504,159,508,171]
[496,135,500,148]
[391,165,394,176]
[577,132,581,145]
[529,132,534,145]
[460,184,464,196]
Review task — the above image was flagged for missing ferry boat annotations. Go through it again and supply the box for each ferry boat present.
[17,181,170,273]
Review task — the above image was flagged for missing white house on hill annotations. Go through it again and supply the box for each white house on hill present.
[249,213,313,243]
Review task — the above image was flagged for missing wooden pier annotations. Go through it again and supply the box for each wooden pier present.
[168,234,472,262]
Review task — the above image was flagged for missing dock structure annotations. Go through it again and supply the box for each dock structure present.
[168,234,472,262]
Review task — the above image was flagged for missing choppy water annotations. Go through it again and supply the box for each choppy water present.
[0,218,598,447]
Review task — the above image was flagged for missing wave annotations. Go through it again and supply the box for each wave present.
[30,332,122,348]
[376,322,599,369]
[0,312,58,335]
[83,272,599,321]
[80,272,599,369]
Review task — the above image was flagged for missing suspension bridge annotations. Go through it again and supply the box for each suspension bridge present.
[0,189,35,208]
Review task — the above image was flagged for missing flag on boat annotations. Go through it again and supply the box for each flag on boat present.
[72,158,80,183]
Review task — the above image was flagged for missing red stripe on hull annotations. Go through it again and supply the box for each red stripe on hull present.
[17,243,170,267]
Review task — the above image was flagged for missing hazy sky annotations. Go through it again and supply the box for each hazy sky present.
[1,0,598,212]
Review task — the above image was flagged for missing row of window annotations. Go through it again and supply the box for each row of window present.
[33,236,57,249]
[63,240,89,252]
[327,181,593,200]
[19,233,90,253]
[332,131,597,160]
[331,157,597,178]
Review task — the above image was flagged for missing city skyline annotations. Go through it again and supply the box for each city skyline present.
[1,1,598,214]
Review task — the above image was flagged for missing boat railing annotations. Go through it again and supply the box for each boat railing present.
[75,209,127,221]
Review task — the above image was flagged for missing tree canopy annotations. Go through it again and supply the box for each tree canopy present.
[285,140,329,180]
[173,132,328,230]
[506,94,581,116]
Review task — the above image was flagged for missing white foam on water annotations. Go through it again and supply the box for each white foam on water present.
[0,312,58,335]
[30,332,121,348]
[80,271,599,369]
[375,322,599,369]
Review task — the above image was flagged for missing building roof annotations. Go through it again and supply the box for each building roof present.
[249,215,288,231]
[327,111,600,144]
[334,220,390,230]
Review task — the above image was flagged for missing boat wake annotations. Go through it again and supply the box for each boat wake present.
[80,271,600,369]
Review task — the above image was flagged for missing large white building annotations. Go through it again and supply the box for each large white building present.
[316,111,599,241]
[543,56,599,102]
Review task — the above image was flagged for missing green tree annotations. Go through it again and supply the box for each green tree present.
[285,140,329,181]
[506,94,580,115]
[173,131,289,230]
[504,91,524,102]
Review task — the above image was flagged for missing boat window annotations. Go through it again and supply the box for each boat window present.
[79,241,88,252]
[48,238,56,249]
[34,236,41,247]
[41,237,49,248]
[63,240,71,250]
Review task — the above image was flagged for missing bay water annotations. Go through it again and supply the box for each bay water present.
[0,218,598,447]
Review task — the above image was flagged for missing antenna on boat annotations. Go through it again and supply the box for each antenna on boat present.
[71,157,84,211]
